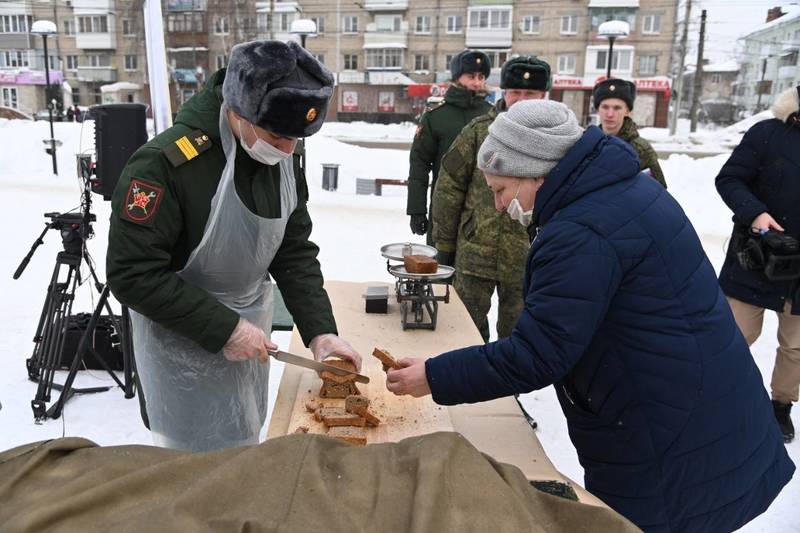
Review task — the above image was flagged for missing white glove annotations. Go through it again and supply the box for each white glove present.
[223,318,277,362]
[310,333,362,372]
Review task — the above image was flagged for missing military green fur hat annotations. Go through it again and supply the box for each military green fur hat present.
[500,56,552,91]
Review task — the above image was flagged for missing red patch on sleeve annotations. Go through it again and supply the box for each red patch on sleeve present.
[121,178,164,226]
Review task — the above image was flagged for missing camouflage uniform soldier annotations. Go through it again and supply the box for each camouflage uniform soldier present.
[433,56,552,342]
[593,78,667,188]
[407,50,492,245]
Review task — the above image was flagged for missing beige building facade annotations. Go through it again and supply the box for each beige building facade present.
[4,0,677,126]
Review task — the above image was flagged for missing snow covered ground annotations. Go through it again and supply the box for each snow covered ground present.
[0,118,796,531]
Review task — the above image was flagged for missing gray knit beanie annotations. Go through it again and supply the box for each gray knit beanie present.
[478,100,583,178]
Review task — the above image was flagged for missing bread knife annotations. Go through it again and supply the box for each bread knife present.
[268,350,370,384]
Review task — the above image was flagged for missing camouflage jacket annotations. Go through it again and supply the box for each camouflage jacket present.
[406,84,491,215]
[617,116,667,188]
[431,100,530,283]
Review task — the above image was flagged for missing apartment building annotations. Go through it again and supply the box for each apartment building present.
[733,6,800,115]
[3,0,677,126]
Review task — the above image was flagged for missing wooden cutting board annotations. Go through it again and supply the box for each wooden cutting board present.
[284,349,454,442]
[281,281,458,442]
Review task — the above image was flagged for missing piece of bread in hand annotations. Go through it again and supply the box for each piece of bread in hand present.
[372,347,402,371]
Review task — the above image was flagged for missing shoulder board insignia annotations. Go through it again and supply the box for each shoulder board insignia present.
[163,129,212,168]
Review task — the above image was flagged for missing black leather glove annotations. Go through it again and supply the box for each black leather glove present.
[409,214,428,235]
[436,251,455,267]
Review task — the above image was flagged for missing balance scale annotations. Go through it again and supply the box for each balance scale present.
[380,242,454,330]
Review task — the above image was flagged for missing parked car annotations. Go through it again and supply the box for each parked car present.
[33,109,65,122]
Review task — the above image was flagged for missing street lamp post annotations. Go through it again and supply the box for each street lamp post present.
[31,20,59,175]
[597,20,630,80]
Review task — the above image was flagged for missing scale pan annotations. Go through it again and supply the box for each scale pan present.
[388,264,455,281]
[381,242,437,261]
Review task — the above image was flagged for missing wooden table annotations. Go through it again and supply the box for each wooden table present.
[268,280,607,507]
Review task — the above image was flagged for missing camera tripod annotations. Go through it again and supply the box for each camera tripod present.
[14,160,135,421]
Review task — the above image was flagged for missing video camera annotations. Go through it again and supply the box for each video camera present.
[44,211,96,256]
[734,228,800,281]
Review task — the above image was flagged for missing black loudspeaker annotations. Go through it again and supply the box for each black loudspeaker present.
[58,313,124,371]
[93,103,148,200]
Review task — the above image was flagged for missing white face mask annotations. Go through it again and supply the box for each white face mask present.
[506,181,533,226]
[237,119,291,165]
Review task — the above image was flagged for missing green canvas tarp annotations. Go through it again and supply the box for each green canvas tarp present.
[0,431,639,532]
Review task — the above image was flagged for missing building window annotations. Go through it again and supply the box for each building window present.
[66,55,78,70]
[590,8,636,31]
[310,16,325,33]
[642,14,661,34]
[216,55,227,70]
[1,86,18,108]
[557,54,575,74]
[343,16,358,34]
[215,16,229,34]
[522,16,540,34]
[64,19,75,36]
[344,53,358,70]
[415,16,431,34]
[279,13,292,32]
[468,9,510,29]
[167,13,203,32]
[122,18,136,36]
[72,87,80,105]
[0,15,32,33]
[0,49,30,68]
[375,15,401,32]
[596,49,632,72]
[414,54,430,71]
[473,49,508,69]
[639,55,657,75]
[711,73,721,84]
[87,54,111,67]
[447,15,463,33]
[78,15,109,33]
[125,55,137,71]
[366,48,402,69]
[93,85,103,104]
[445,53,455,67]
[560,15,577,35]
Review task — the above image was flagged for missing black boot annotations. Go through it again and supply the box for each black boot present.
[772,401,795,443]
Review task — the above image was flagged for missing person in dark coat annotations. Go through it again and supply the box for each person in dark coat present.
[406,49,492,245]
[716,85,800,443]
[386,99,794,532]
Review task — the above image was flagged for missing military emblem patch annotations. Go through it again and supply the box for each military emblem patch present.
[122,178,163,226]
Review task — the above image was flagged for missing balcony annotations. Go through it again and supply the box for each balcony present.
[465,7,513,48]
[73,0,115,15]
[166,0,207,11]
[364,21,408,48]
[77,66,117,83]
[364,0,408,10]
[76,32,116,49]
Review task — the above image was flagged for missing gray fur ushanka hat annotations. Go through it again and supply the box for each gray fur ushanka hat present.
[222,40,334,138]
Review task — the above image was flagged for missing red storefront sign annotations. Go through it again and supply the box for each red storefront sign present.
[342,90,358,112]
[407,83,449,98]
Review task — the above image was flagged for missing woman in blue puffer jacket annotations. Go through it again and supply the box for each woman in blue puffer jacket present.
[385,100,794,532]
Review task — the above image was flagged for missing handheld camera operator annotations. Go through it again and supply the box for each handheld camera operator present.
[107,40,361,451]
[716,85,800,443]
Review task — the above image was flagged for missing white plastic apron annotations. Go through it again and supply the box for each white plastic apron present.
[130,106,297,451]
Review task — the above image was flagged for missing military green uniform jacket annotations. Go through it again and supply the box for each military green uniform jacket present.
[406,84,491,216]
[432,100,530,284]
[106,69,336,354]
[616,116,667,188]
